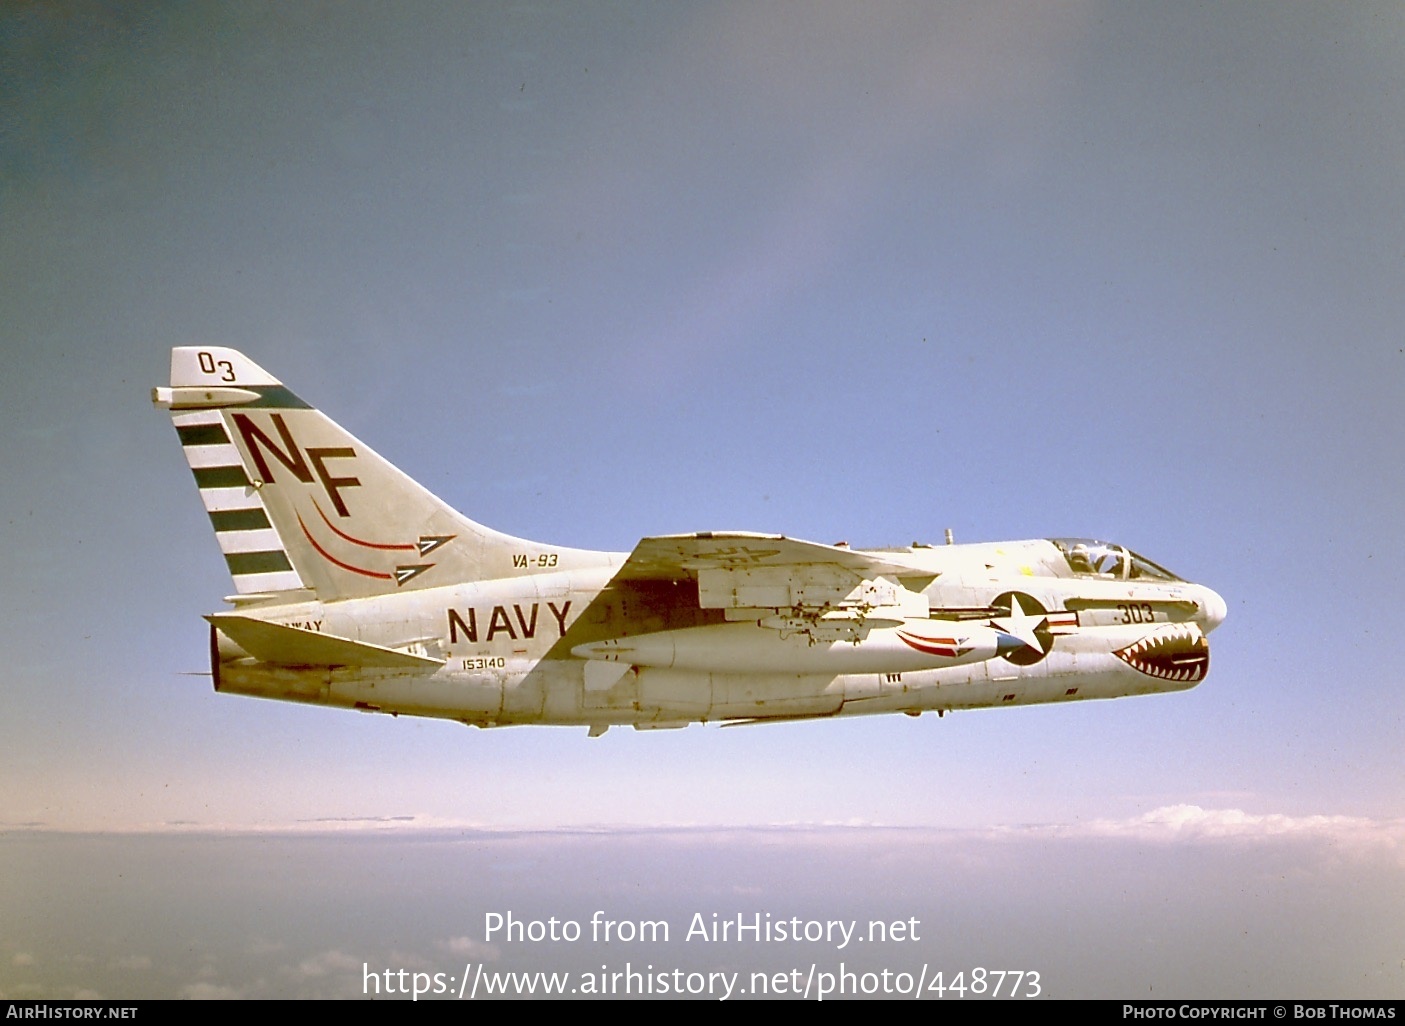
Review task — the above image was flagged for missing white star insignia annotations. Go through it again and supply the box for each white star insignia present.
[989,593,1048,651]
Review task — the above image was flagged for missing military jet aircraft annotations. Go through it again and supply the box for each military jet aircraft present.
[155,347,1226,735]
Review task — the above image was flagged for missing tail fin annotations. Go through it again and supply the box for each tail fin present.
[154,347,559,603]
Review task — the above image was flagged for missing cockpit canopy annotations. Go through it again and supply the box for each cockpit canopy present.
[1049,538,1182,582]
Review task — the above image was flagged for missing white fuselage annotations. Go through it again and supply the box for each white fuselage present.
[212,541,1220,730]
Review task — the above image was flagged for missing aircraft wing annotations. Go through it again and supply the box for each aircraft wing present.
[611,533,935,621]
[614,532,926,581]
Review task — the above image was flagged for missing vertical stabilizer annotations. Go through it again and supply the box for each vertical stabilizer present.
[155,347,594,603]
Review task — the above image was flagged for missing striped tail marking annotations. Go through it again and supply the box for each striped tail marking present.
[171,409,304,595]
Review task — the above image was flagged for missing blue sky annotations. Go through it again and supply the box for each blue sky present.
[2,1,1403,999]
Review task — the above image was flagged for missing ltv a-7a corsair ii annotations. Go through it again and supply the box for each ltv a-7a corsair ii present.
[155,347,1225,735]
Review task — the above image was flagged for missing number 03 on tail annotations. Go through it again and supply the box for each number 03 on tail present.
[155,347,1226,736]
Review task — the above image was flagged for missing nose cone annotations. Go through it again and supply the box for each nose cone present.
[1197,587,1227,633]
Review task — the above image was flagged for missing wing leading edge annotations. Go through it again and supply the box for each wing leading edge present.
[613,532,932,583]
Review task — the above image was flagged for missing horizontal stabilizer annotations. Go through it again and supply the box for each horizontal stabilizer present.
[207,614,444,669]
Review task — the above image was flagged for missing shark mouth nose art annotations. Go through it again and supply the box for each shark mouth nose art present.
[1115,625,1210,683]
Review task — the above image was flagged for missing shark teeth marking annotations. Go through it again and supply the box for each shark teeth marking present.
[1114,625,1210,682]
